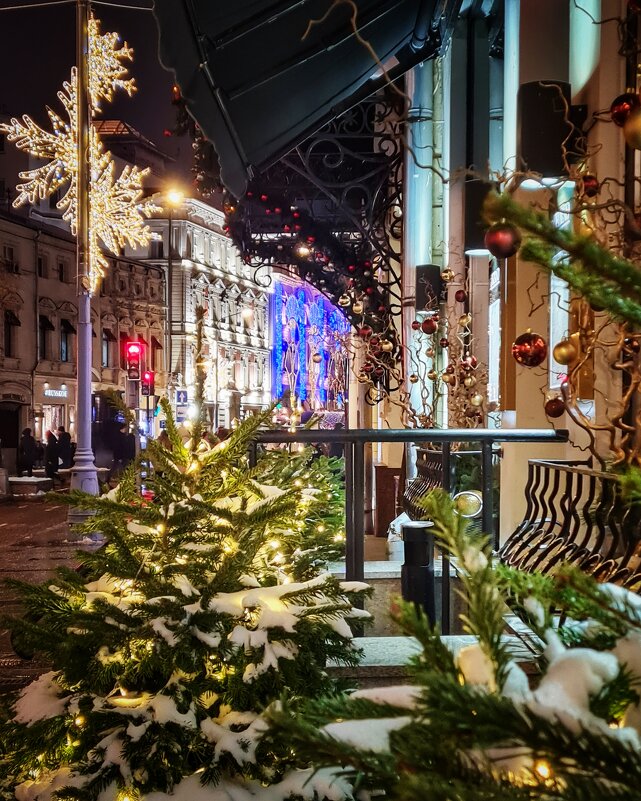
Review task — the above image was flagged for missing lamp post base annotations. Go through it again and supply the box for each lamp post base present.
[67,449,100,528]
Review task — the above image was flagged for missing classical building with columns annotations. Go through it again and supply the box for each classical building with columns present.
[139,196,271,430]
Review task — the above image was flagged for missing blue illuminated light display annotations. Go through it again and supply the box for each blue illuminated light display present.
[271,280,349,406]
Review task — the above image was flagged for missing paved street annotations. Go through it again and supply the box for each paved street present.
[0,496,97,695]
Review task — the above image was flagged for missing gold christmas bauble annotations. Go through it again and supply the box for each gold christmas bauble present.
[380,339,394,352]
[427,369,438,381]
[463,376,476,388]
[624,110,641,150]
[470,393,484,407]
[352,301,364,315]
[312,352,323,363]
[441,373,453,384]
[409,373,419,384]
[459,313,472,327]
[426,348,435,358]
[552,338,578,365]
[338,294,351,307]
[441,269,455,282]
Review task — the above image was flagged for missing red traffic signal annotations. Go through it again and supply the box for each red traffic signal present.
[141,370,155,396]
[126,341,142,380]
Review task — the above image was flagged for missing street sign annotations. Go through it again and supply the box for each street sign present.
[176,389,188,405]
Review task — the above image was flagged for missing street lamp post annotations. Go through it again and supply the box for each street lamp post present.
[165,190,184,387]
[69,0,99,504]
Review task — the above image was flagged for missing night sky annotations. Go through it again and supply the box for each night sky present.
[0,0,191,183]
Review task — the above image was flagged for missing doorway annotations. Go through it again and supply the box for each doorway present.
[0,403,20,472]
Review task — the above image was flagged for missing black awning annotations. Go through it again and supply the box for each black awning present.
[61,318,76,334]
[154,0,457,198]
[4,310,21,327]
[39,314,55,331]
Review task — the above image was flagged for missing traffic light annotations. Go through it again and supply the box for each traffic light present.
[141,370,155,396]
[126,341,142,380]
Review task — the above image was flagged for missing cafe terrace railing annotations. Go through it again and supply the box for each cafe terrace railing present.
[251,428,569,632]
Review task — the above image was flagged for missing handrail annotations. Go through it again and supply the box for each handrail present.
[251,427,569,634]
[255,428,570,444]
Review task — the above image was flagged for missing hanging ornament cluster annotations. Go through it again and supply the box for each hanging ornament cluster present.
[484,222,521,259]
[224,186,398,389]
[512,331,548,367]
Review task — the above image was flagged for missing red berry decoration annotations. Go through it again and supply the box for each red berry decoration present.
[358,325,373,338]
[581,175,599,197]
[421,318,438,335]
[260,194,268,202]
[484,223,522,259]
[512,331,548,367]
[544,396,565,418]
[411,320,421,331]
[454,289,467,302]
[610,92,641,127]
[439,337,449,348]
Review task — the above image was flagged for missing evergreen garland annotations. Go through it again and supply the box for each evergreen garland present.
[268,491,641,801]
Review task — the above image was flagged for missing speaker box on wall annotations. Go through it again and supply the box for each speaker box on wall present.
[465,180,493,252]
[518,81,572,177]
[415,265,445,312]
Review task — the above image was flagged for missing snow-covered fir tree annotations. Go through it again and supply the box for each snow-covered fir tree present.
[0,390,368,801]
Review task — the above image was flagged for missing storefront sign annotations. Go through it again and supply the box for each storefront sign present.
[44,388,68,398]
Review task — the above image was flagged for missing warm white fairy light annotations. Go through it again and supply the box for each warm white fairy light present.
[0,14,156,293]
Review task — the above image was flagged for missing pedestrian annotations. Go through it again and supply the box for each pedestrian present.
[17,428,37,477]
[45,431,60,484]
[35,439,44,468]
[57,426,73,469]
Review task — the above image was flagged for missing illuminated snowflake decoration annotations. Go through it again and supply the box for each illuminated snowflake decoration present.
[0,15,156,292]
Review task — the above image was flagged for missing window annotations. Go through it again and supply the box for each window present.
[39,314,55,359]
[120,332,129,369]
[3,310,20,357]
[57,260,65,282]
[149,239,164,259]
[3,244,17,273]
[151,335,163,371]
[60,319,76,363]
[37,254,48,278]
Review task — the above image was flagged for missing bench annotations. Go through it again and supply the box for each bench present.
[8,477,53,496]
[499,459,641,590]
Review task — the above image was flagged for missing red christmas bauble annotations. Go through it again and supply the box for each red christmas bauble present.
[512,332,548,367]
[439,337,449,348]
[624,337,641,354]
[454,289,467,302]
[484,223,521,259]
[544,396,565,418]
[581,175,599,198]
[611,92,641,127]
[421,318,438,335]
[630,0,641,11]
[358,326,373,338]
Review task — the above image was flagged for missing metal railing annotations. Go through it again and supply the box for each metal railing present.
[251,428,569,632]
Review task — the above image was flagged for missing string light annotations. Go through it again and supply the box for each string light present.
[533,760,552,781]
[0,14,156,292]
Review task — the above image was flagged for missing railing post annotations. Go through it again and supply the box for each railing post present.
[248,441,258,468]
[441,441,451,635]
[344,440,356,581]
[481,440,495,549]
[348,440,365,582]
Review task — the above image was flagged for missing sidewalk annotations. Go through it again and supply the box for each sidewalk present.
[0,497,97,694]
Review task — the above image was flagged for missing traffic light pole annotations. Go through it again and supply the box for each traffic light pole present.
[69,0,99,508]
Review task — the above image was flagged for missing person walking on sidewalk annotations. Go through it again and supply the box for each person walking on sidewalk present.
[45,431,60,485]
[57,426,73,469]
[17,428,37,477]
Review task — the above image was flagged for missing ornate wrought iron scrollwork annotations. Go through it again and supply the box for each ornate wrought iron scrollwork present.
[224,89,404,402]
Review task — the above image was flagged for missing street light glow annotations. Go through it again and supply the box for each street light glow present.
[166,189,185,207]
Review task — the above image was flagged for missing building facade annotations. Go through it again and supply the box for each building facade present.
[140,197,271,430]
[0,210,167,471]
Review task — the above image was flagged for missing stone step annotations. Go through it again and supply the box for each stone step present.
[328,634,538,688]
